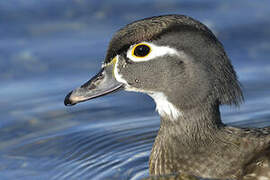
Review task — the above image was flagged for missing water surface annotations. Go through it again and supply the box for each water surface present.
[0,0,270,179]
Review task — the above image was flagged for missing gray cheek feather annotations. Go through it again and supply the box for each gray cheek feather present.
[116,48,221,111]
[117,53,185,93]
[116,56,183,120]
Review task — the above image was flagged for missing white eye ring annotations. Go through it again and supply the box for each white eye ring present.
[131,43,152,58]
[126,42,179,62]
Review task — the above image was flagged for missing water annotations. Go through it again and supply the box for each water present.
[0,0,270,179]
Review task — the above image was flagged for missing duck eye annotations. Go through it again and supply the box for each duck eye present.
[132,44,151,58]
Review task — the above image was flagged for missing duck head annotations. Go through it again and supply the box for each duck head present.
[64,15,243,120]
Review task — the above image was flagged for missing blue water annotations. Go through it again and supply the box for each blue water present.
[0,0,270,179]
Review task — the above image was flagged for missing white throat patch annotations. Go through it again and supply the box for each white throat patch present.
[148,92,182,120]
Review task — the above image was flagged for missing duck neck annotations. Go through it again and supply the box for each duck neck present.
[149,101,225,175]
[161,101,223,139]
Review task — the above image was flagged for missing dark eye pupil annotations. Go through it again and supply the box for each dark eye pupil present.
[134,45,150,57]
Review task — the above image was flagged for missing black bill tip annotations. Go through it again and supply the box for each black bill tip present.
[64,91,77,106]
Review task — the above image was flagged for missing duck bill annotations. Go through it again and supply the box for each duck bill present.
[64,61,123,106]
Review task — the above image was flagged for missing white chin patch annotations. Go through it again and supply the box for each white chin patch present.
[148,92,182,120]
[126,88,182,120]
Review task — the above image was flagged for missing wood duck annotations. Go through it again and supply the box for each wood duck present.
[64,15,270,180]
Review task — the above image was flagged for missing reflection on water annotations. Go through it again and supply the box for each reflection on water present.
[0,0,270,179]
[4,115,157,180]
